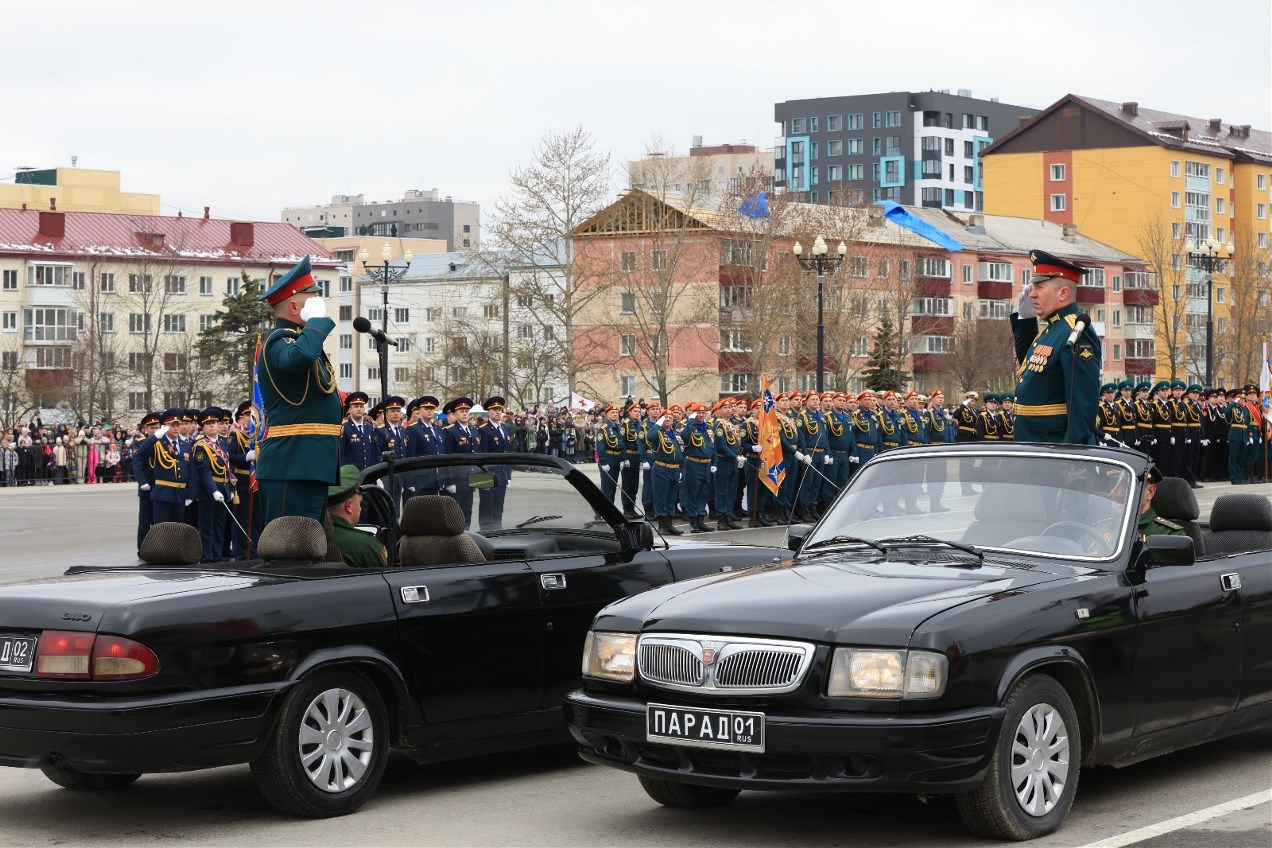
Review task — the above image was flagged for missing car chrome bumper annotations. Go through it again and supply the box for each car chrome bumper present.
[565,689,1005,793]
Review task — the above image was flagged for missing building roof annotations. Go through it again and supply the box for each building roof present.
[902,208,1145,265]
[984,94,1271,164]
[0,208,338,266]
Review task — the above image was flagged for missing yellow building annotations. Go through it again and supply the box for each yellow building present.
[0,167,159,215]
[983,95,1272,386]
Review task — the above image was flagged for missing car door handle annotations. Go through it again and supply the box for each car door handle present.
[401,586,430,604]
[541,573,567,591]
[1220,573,1242,592]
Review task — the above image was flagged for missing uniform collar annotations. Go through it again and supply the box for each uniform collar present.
[274,318,303,332]
[1046,302,1081,325]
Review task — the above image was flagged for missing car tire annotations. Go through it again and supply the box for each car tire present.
[956,673,1081,841]
[40,758,141,791]
[637,775,740,808]
[251,668,388,818]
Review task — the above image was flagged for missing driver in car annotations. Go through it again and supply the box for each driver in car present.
[327,464,388,567]
[1137,464,1187,539]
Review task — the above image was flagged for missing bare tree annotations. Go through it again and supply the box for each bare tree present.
[944,316,1018,394]
[1218,229,1272,386]
[69,259,128,424]
[1137,212,1190,380]
[0,333,33,431]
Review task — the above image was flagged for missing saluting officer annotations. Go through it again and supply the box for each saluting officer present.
[645,407,686,536]
[441,397,480,527]
[619,402,643,518]
[477,396,513,531]
[1010,249,1101,444]
[131,411,161,556]
[712,399,743,531]
[954,392,979,442]
[192,407,235,563]
[135,408,191,526]
[678,402,714,532]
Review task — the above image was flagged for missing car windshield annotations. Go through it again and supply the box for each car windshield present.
[803,453,1136,563]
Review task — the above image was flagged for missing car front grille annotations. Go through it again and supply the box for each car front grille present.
[637,634,814,695]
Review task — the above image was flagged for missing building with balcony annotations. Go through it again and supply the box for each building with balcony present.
[1,167,160,215]
[773,90,1037,212]
[281,188,480,251]
[982,94,1272,385]
[628,139,775,205]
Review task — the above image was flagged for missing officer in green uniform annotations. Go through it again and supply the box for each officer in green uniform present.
[1138,464,1186,538]
[255,256,342,526]
[326,464,388,567]
[1010,250,1101,444]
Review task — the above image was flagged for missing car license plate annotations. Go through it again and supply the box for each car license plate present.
[646,703,765,753]
[0,635,36,673]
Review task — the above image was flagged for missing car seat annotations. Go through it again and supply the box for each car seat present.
[139,522,203,566]
[1150,477,1203,554]
[398,495,487,567]
[258,516,344,567]
[960,483,1049,547]
[1201,494,1272,556]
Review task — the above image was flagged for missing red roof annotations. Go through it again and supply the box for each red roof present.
[0,208,338,268]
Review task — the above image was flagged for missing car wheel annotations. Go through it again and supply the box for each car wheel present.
[41,758,140,790]
[251,669,388,818]
[638,775,740,808]
[956,674,1081,841]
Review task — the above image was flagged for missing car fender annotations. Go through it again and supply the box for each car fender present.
[285,646,418,743]
[994,645,1102,758]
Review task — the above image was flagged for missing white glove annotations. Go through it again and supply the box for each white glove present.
[299,296,327,322]
[736,456,746,468]
[1201,439,1210,446]
[709,465,717,473]
[245,449,256,462]
[640,461,650,470]
[849,455,860,464]
[620,460,630,469]
[445,484,456,493]
[799,452,813,466]
[601,464,611,473]
[794,451,806,463]
[139,483,151,491]
[656,416,668,427]
[406,486,416,493]
[212,491,225,503]
[751,444,762,453]
[184,499,192,507]
[1184,438,1192,444]
[1016,282,1036,318]
[823,455,833,465]
[154,425,169,440]
[1170,437,1176,445]
[678,473,683,481]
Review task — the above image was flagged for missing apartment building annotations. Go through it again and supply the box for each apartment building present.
[281,188,480,251]
[0,167,160,215]
[628,139,775,205]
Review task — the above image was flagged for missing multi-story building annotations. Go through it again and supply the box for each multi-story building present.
[0,205,340,426]
[570,190,1147,403]
[982,94,1272,385]
[0,166,159,215]
[773,90,1037,212]
[281,189,480,251]
[628,140,775,205]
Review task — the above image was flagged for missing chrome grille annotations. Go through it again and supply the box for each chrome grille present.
[715,648,805,689]
[638,642,703,686]
[637,634,815,695]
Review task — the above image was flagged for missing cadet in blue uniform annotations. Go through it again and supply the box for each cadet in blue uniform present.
[340,392,379,471]
[596,404,624,508]
[441,397,480,527]
[645,408,685,535]
[374,396,411,509]
[619,402,643,518]
[131,411,161,555]
[226,401,256,559]
[192,407,235,562]
[255,256,341,525]
[851,390,881,466]
[407,395,445,499]
[740,400,768,525]
[712,399,743,531]
[792,392,829,522]
[1010,249,1100,444]
[477,396,513,531]
[678,402,715,532]
[823,392,856,509]
[135,408,191,526]
[639,400,661,518]
[924,391,951,512]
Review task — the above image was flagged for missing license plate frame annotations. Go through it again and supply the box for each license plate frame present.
[0,635,37,673]
[646,703,765,753]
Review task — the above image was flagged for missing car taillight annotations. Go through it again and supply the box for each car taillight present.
[35,631,159,681]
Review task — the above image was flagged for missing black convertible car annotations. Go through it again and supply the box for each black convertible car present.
[565,443,1272,841]
[0,454,782,817]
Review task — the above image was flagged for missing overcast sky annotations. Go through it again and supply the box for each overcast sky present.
[7,0,1270,227]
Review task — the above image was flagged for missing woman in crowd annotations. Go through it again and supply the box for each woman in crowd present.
[86,428,101,484]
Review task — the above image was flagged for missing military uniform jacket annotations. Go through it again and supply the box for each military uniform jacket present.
[442,421,481,454]
[679,419,714,461]
[330,514,388,567]
[902,408,927,445]
[796,410,828,453]
[954,404,978,442]
[1138,508,1185,538]
[478,420,513,481]
[644,424,685,467]
[192,434,235,502]
[1134,400,1156,445]
[1096,401,1119,442]
[1115,397,1137,438]
[620,418,642,460]
[131,440,155,496]
[598,421,624,460]
[878,409,907,450]
[1151,400,1173,441]
[851,409,881,455]
[135,433,190,504]
[1168,398,1188,443]
[976,409,1004,441]
[375,424,412,461]
[713,417,741,461]
[341,418,380,470]
[256,317,341,485]
[825,410,855,454]
[1011,303,1100,444]
[226,428,253,494]
[1184,400,1202,441]
[1227,402,1250,442]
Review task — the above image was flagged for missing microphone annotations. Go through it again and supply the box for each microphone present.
[1065,312,1092,347]
[352,316,398,347]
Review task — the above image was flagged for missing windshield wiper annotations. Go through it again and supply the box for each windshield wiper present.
[516,514,562,529]
[877,534,984,564]
[802,535,887,554]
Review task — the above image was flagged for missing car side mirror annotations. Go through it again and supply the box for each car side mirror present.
[787,524,813,552]
[636,521,655,549]
[468,471,496,489]
[1138,534,1195,568]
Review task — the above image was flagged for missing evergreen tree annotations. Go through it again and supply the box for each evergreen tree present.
[196,271,273,398]
[862,311,910,391]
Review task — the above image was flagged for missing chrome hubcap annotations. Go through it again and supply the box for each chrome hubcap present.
[1010,702,1070,817]
[298,687,374,793]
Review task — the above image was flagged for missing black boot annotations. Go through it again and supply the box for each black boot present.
[659,517,683,536]
[758,510,777,527]
[724,515,743,530]
[693,516,710,533]
[715,519,731,532]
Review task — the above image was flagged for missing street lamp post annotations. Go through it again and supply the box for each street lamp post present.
[359,242,413,404]
[1185,237,1233,387]
[793,235,847,393]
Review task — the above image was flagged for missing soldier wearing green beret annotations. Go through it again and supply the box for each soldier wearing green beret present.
[327,464,388,567]
[1138,465,1186,538]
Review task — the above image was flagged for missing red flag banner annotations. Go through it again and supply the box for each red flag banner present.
[758,375,785,496]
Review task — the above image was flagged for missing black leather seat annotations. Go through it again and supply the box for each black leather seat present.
[1151,477,1203,554]
[1201,494,1272,556]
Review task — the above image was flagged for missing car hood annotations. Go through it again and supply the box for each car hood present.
[0,569,282,632]
[603,555,1065,646]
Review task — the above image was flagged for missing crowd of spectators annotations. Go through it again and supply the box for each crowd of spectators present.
[1,414,140,488]
[503,405,600,462]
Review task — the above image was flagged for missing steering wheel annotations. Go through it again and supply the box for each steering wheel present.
[1042,521,1112,555]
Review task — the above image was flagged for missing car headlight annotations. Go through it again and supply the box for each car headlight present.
[582,631,637,682]
[827,648,947,699]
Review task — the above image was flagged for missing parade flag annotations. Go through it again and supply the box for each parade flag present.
[1261,342,1271,441]
[249,332,265,493]
[758,375,785,496]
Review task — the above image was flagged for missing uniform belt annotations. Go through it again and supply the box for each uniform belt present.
[958,426,975,433]
[882,441,899,447]
[624,450,639,454]
[830,448,848,454]
[655,460,681,469]
[1014,403,1067,416]
[1230,424,1246,429]
[266,423,342,438]
[687,456,711,464]
[234,467,250,475]
[983,435,1000,440]
[856,442,875,449]
[810,447,825,452]
[212,476,228,484]
[1153,424,1171,429]
[155,479,186,489]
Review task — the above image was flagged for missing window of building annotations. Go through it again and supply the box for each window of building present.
[340,275,352,293]
[70,271,86,290]
[847,113,863,130]
[720,286,751,308]
[340,333,352,350]
[1171,160,1180,178]
[979,300,1010,319]
[827,140,843,156]
[978,261,1014,282]
[3,270,18,290]
[162,314,186,333]
[911,335,954,353]
[719,372,751,393]
[1258,203,1267,219]
[226,276,240,296]
[619,375,636,396]
[24,307,78,341]
[871,137,881,156]
[811,166,819,185]
[1258,232,1268,249]
[1129,339,1155,359]
[779,335,792,356]
[1050,163,1065,181]
[912,297,952,316]
[1171,192,1181,208]
[1215,196,1225,214]
[827,115,842,132]
[917,257,950,278]
[846,164,863,180]
[1184,161,1210,178]
[871,112,881,128]
[962,264,973,284]
[884,110,901,127]
[619,334,637,356]
[164,275,186,294]
[1259,174,1267,190]
[393,307,409,323]
[425,307,440,321]
[198,276,213,296]
[620,292,636,314]
[367,367,379,381]
[1081,268,1105,288]
[339,305,352,321]
[852,336,871,357]
[162,352,187,372]
[2,311,16,331]
[127,391,150,411]
[1112,343,1122,362]
[620,251,636,272]
[790,117,805,134]
[1171,222,1182,240]
[425,337,437,353]
[1216,167,1225,184]
[1216,287,1226,304]
[1113,275,1122,291]
[128,352,151,371]
[451,306,466,319]
[197,314,214,332]
[28,263,72,286]
[391,367,409,383]
[651,249,668,271]
[1050,194,1066,211]
[515,323,533,340]
[482,304,499,319]
[339,363,352,379]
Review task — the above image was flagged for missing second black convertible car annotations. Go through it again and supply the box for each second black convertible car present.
[0,455,782,817]
[565,443,1272,841]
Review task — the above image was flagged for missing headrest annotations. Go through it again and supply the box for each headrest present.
[139,522,202,565]
[1151,477,1200,521]
[401,495,467,536]
[258,516,327,562]
[974,484,1046,521]
[1210,494,1272,532]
